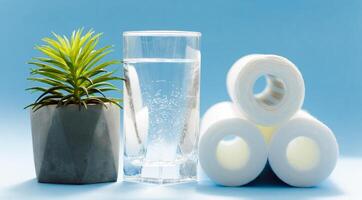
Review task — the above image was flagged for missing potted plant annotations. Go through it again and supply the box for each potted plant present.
[26,28,123,184]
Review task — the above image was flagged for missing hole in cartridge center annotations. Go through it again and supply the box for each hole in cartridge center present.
[253,74,286,109]
[286,136,320,171]
[216,135,250,170]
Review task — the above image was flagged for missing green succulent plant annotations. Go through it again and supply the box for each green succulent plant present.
[26,28,123,111]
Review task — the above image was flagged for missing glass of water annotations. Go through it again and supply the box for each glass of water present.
[122,31,201,184]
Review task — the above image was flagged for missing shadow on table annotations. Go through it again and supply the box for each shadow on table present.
[110,165,345,199]
[172,165,345,200]
[3,178,112,198]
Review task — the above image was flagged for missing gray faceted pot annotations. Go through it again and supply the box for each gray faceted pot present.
[30,103,120,184]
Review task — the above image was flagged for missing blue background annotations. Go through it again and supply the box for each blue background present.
[1,0,361,156]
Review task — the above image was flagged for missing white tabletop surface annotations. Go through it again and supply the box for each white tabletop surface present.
[0,127,360,200]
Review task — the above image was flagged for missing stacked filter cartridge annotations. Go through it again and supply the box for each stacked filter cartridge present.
[198,54,339,187]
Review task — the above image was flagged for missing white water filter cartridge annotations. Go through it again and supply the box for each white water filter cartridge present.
[227,54,305,126]
[198,102,268,186]
[268,111,339,187]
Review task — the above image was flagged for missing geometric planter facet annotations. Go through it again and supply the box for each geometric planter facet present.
[30,103,120,184]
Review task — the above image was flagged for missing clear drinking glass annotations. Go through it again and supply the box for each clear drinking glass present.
[123,31,201,184]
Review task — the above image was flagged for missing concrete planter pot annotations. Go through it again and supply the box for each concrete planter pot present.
[30,103,120,184]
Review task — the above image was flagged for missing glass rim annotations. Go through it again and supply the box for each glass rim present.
[123,30,201,37]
